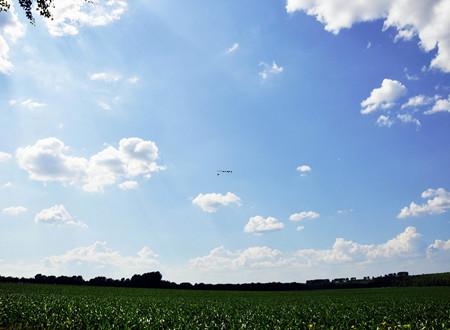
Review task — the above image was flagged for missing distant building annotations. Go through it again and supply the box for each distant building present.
[332,278,347,284]
[306,279,330,285]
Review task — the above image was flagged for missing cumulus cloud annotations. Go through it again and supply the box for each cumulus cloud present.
[226,43,239,54]
[35,204,87,228]
[46,241,159,278]
[189,246,284,271]
[361,79,407,114]
[90,72,122,82]
[16,138,88,184]
[192,192,241,213]
[9,99,47,110]
[289,211,320,222]
[118,180,138,191]
[428,239,450,252]
[0,151,11,162]
[426,239,450,263]
[401,95,435,109]
[296,164,311,175]
[285,0,450,72]
[259,61,284,80]
[2,206,27,216]
[244,216,284,234]
[0,7,25,74]
[16,137,165,192]
[294,226,421,265]
[190,227,422,273]
[398,188,450,218]
[424,94,450,114]
[46,0,128,37]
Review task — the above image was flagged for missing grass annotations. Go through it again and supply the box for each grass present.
[1,283,449,329]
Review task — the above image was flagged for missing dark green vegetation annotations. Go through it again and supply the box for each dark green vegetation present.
[2,272,450,291]
[1,284,449,329]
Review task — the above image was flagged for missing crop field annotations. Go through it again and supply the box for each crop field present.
[0,284,449,329]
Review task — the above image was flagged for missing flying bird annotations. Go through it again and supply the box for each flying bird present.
[217,170,233,176]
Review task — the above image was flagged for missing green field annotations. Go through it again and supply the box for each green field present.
[1,284,449,329]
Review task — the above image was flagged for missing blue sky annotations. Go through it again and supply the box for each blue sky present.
[0,0,449,283]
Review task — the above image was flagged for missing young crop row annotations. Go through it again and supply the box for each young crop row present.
[0,284,449,329]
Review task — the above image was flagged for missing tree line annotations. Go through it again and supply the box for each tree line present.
[0,271,449,291]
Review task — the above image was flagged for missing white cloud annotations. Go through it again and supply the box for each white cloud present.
[90,72,122,82]
[361,79,407,114]
[366,41,371,49]
[2,206,27,216]
[398,188,450,218]
[226,42,239,54]
[259,61,284,80]
[285,0,450,73]
[46,241,159,278]
[0,243,160,279]
[189,246,284,271]
[375,115,394,127]
[16,137,165,192]
[190,227,422,273]
[16,138,88,184]
[192,192,241,213]
[428,239,450,252]
[0,7,25,74]
[97,101,111,111]
[1,182,12,189]
[404,68,419,81]
[46,0,128,37]
[427,239,450,261]
[296,225,305,231]
[424,94,450,114]
[9,99,46,110]
[244,216,284,234]
[401,95,435,109]
[127,76,139,84]
[293,226,421,265]
[118,180,138,191]
[289,211,320,222]
[0,151,11,162]
[394,28,415,42]
[397,114,421,128]
[0,36,12,73]
[337,209,353,215]
[35,204,87,228]
[296,164,311,175]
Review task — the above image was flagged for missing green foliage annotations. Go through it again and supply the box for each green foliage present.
[0,284,449,329]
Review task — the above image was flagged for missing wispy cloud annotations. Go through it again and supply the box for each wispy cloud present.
[9,99,46,110]
[226,43,239,54]
[259,61,284,80]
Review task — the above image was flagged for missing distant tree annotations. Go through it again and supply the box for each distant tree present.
[130,272,162,288]
[0,0,54,23]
